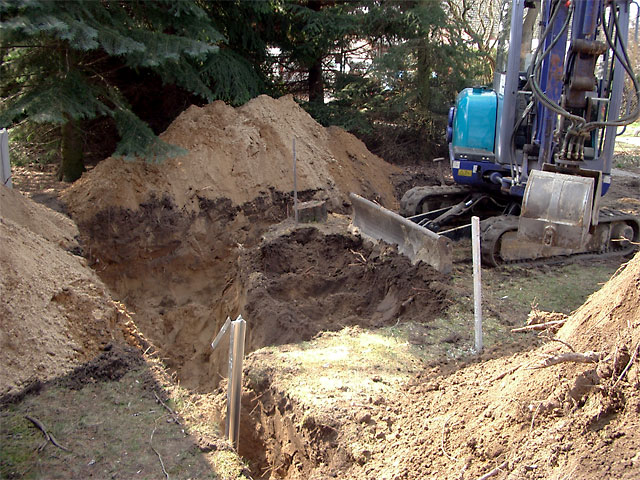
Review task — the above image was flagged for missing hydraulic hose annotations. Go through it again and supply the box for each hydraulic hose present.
[577,2,640,133]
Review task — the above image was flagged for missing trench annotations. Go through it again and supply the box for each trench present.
[75,191,448,478]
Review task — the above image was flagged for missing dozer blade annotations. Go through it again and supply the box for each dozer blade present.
[350,193,453,274]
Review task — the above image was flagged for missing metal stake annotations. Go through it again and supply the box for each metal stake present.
[226,315,246,451]
[211,315,246,451]
[472,216,483,354]
[293,137,298,225]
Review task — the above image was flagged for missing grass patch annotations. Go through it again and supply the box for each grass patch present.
[0,364,226,480]
[613,121,640,169]
[480,262,619,316]
[252,326,425,408]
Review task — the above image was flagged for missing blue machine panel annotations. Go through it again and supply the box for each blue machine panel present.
[452,87,498,152]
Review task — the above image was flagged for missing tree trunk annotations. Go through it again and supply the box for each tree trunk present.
[308,59,324,104]
[59,116,84,182]
[307,0,325,105]
[416,39,430,112]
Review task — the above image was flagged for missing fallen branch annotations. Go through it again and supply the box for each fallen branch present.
[25,415,71,452]
[476,460,508,480]
[154,391,181,425]
[531,351,605,369]
[151,417,170,480]
[511,319,566,333]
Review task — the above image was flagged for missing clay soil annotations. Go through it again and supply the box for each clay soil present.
[2,94,640,479]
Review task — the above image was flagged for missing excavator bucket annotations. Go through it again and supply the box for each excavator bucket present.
[350,193,453,274]
[519,169,597,249]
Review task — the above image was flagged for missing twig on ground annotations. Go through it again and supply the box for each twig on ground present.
[476,460,508,480]
[411,287,432,293]
[249,397,264,416]
[151,416,170,480]
[530,351,605,369]
[154,391,181,425]
[529,402,543,434]
[25,415,71,452]
[349,249,367,264]
[511,319,566,333]
[487,364,522,384]
[548,337,576,353]
[441,414,458,461]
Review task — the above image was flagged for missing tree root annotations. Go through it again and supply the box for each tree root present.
[531,351,605,369]
[511,319,566,333]
[25,415,71,453]
[151,416,170,480]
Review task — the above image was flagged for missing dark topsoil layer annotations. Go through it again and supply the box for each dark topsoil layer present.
[241,227,449,350]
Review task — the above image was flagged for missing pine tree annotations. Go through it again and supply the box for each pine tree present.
[271,0,362,105]
[0,0,228,181]
[295,0,490,162]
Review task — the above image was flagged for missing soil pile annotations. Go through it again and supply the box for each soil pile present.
[59,94,431,390]
[63,94,399,223]
[239,252,640,479]
[0,188,126,397]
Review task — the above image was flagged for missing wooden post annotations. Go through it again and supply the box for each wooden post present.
[472,216,483,354]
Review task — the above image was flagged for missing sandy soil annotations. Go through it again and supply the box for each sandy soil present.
[2,93,640,479]
[0,187,135,397]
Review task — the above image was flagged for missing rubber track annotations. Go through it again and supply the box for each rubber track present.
[479,209,639,268]
[400,185,471,216]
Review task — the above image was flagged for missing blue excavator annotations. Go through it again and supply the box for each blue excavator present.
[351,0,640,273]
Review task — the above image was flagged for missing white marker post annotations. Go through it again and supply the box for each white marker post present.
[471,216,483,354]
[1,129,12,188]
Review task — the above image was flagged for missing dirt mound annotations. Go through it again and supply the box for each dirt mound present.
[0,188,127,397]
[0,186,79,251]
[63,95,399,224]
[238,252,640,479]
[556,256,640,353]
[59,95,416,391]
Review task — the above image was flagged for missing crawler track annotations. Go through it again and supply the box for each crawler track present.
[479,209,639,267]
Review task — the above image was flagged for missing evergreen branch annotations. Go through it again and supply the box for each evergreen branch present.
[0,44,58,48]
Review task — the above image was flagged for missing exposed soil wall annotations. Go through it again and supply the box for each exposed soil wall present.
[240,226,447,349]
[59,95,431,391]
